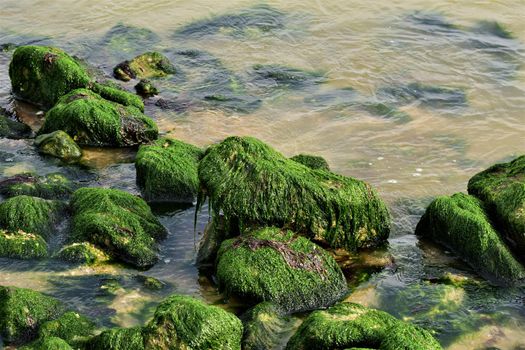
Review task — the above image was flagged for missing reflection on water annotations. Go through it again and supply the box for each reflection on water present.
[1,0,525,348]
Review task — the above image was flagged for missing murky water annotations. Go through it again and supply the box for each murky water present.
[1,0,524,348]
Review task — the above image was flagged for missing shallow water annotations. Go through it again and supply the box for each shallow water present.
[1,0,525,348]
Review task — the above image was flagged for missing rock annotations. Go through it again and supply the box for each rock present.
[38,89,158,147]
[290,154,329,171]
[34,131,82,161]
[0,173,75,200]
[99,23,161,61]
[0,114,32,139]
[360,102,412,124]
[87,327,144,350]
[134,79,158,97]
[19,337,72,350]
[113,52,175,82]
[251,64,326,89]
[135,275,165,291]
[285,302,442,350]
[196,217,230,266]
[471,20,514,39]
[135,138,202,203]
[415,193,525,284]
[198,136,390,251]
[0,195,64,238]
[468,155,525,255]
[405,11,461,35]
[0,286,64,344]
[9,46,91,109]
[0,229,48,259]
[70,188,168,268]
[55,242,110,265]
[216,228,347,313]
[37,311,95,348]
[377,83,467,108]
[90,82,144,111]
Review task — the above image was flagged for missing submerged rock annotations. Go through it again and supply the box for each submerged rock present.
[99,23,161,60]
[135,138,202,203]
[134,79,158,97]
[0,173,75,200]
[0,286,64,344]
[198,136,390,251]
[216,228,347,313]
[38,89,158,147]
[55,242,110,265]
[472,20,514,40]
[377,82,467,108]
[405,11,461,35]
[285,302,442,350]
[415,193,525,284]
[468,155,525,256]
[113,52,175,82]
[34,131,82,161]
[251,64,326,89]
[360,102,412,123]
[290,154,330,171]
[70,188,168,268]
[0,229,48,259]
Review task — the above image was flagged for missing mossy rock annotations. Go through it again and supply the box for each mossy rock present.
[87,327,144,350]
[285,302,442,350]
[37,311,96,347]
[468,155,525,255]
[216,228,347,313]
[0,114,32,139]
[134,79,158,97]
[113,52,175,82]
[142,294,243,350]
[415,193,525,284]
[135,275,165,291]
[70,187,168,268]
[19,337,73,350]
[290,154,330,171]
[38,89,158,147]
[0,229,48,259]
[35,131,82,162]
[198,136,390,251]
[242,302,297,350]
[0,195,64,238]
[55,242,110,265]
[0,286,64,344]
[0,173,75,200]
[9,46,91,108]
[135,138,203,203]
[90,82,144,111]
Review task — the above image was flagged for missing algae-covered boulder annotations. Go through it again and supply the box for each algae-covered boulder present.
[90,82,144,111]
[134,79,158,97]
[216,228,347,313]
[290,154,329,171]
[415,193,525,284]
[113,52,175,82]
[0,229,48,259]
[0,195,64,238]
[0,286,64,344]
[135,138,203,203]
[143,294,243,350]
[20,337,73,350]
[468,155,525,254]
[55,242,110,265]
[34,131,82,161]
[38,89,158,147]
[0,173,75,200]
[38,311,96,347]
[285,302,442,350]
[9,46,91,108]
[199,136,390,251]
[88,327,145,350]
[70,188,168,268]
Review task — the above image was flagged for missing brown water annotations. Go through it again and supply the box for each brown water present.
[1,1,525,349]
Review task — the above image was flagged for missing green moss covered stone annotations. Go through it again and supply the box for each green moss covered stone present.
[0,173,75,200]
[9,46,91,109]
[415,193,525,284]
[0,229,48,259]
[135,138,203,203]
[216,228,347,313]
[113,52,176,82]
[70,188,167,268]
[285,302,442,350]
[290,154,330,171]
[90,82,144,111]
[89,327,145,350]
[134,79,158,98]
[199,136,390,251]
[55,242,110,265]
[34,131,82,161]
[38,311,96,347]
[19,337,73,350]
[0,286,64,344]
[468,155,525,255]
[38,89,158,147]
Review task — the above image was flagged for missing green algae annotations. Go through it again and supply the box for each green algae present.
[38,311,96,347]
[20,337,73,350]
[113,51,175,81]
[0,173,75,200]
[134,79,158,97]
[0,229,48,259]
[38,89,158,147]
[55,242,110,265]
[216,227,347,313]
[90,82,144,111]
[34,131,82,162]
[89,326,145,350]
[135,138,203,203]
[290,154,330,171]
[70,187,167,268]
[415,193,525,284]
[198,136,390,251]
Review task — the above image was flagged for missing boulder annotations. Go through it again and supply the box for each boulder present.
[134,79,158,97]
[55,242,110,265]
[34,131,82,162]
[37,311,96,348]
[0,173,75,200]
[113,52,175,81]
[0,229,48,259]
[19,337,72,350]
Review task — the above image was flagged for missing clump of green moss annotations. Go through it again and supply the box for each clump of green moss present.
[55,242,110,265]
[135,275,165,291]
[216,227,347,313]
[0,229,48,259]
[38,89,158,147]
[0,173,75,200]
[19,336,73,350]
[113,52,175,81]
[198,136,390,251]
[88,326,145,350]
[90,82,144,111]
[34,131,82,162]
[143,294,243,349]
[415,193,525,284]
[37,311,96,347]
[134,79,158,97]
[0,195,64,238]
[135,138,203,203]
[0,286,64,344]
[290,154,330,171]
[9,46,91,108]
[467,155,525,256]
[70,187,167,268]
[285,302,442,350]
